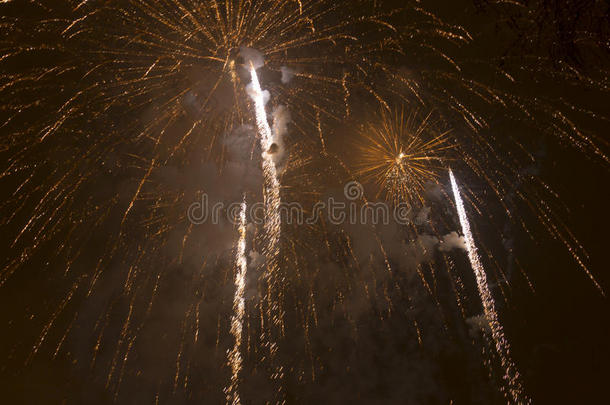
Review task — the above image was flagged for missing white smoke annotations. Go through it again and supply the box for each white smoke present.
[269,105,291,170]
[246,83,270,106]
[280,66,295,84]
[438,231,467,252]
[239,46,265,70]
[241,47,271,110]
[248,250,266,269]
[406,234,439,265]
[414,206,431,226]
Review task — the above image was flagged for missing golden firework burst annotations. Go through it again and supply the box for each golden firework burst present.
[355,109,453,205]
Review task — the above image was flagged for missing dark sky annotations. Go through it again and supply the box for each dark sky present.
[1,0,609,404]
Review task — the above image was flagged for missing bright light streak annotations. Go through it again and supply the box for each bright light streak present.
[248,64,284,399]
[248,64,281,281]
[449,169,529,404]
[226,198,248,405]
[249,65,274,151]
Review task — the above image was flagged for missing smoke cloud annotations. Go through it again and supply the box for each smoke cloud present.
[439,231,467,252]
[269,105,290,171]
[280,66,295,84]
[239,46,265,70]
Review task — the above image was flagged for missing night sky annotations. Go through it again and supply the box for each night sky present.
[1,0,609,404]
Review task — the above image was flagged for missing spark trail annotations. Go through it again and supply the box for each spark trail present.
[449,170,529,404]
[248,65,281,255]
[226,198,248,405]
[248,64,284,398]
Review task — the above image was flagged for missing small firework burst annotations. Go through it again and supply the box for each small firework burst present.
[354,109,453,205]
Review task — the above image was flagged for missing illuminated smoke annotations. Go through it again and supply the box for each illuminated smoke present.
[226,198,248,405]
[449,170,529,404]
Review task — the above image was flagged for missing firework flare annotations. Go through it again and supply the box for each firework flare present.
[226,198,248,405]
[450,169,528,404]
[246,62,284,398]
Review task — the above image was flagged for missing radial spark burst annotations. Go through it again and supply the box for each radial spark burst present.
[354,109,453,205]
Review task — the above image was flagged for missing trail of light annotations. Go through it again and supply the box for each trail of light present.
[249,65,274,153]
[248,64,284,398]
[226,198,248,405]
[449,170,529,404]
[248,64,282,310]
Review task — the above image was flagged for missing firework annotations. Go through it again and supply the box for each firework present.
[0,2,392,397]
[353,108,453,205]
[247,63,284,397]
[1,0,608,403]
[226,198,248,405]
[450,169,528,404]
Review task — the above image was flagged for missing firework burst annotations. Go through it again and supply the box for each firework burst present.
[353,109,453,205]
[1,0,608,403]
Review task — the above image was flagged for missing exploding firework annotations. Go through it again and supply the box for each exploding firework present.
[1,1,395,399]
[353,108,453,205]
[0,0,608,403]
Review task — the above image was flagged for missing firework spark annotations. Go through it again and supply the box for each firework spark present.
[450,169,528,404]
[247,63,284,396]
[1,0,608,402]
[354,109,453,205]
[226,198,248,405]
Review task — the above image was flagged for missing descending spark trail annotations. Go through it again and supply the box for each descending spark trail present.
[248,64,284,397]
[248,65,282,258]
[225,64,283,404]
[449,170,529,404]
[226,198,248,405]
[249,65,274,154]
